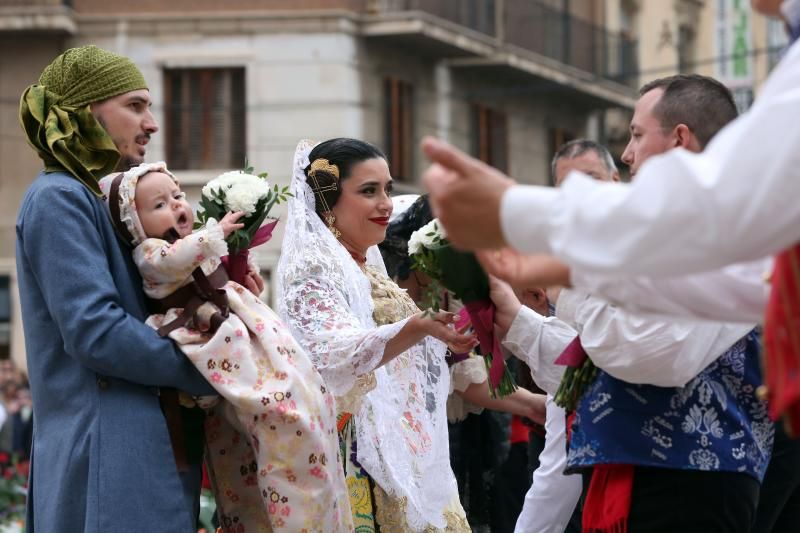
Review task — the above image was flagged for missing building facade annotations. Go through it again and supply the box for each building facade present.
[1,0,647,370]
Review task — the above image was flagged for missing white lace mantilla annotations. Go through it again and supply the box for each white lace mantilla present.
[276,140,458,531]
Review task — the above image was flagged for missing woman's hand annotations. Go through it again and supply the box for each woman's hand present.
[414,311,478,353]
[383,311,475,368]
[219,211,245,237]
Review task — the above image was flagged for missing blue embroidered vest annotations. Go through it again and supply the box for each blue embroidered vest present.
[566,330,773,481]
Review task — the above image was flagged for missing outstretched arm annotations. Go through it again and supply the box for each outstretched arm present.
[569,258,771,325]
[424,40,800,277]
[283,276,474,395]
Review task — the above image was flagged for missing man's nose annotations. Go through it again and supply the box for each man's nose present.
[621,143,634,166]
[144,109,159,134]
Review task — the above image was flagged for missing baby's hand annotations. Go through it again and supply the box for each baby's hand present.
[220,211,245,237]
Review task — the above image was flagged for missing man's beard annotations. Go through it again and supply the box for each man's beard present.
[115,154,143,172]
[95,115,147,172]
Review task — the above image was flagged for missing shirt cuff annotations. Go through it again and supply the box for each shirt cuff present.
[554,288,588,329]
[500,185,558,253]
[502,306,544,355]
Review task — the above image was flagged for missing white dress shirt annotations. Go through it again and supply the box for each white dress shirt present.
[502,312,578,533]
[501,306,574,395]
[570,257,773,325]
[500,38,800,278]
[514,396,581,533]
[555,289,755,387]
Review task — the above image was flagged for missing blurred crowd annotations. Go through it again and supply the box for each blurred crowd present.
[0,359,32,459]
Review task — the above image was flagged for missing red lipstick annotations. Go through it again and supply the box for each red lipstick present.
[369,217,390,226]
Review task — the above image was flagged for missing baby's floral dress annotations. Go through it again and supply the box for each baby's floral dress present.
[135,219,352,532]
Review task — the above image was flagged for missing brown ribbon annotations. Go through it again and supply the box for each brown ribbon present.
[150,265,229,314]
[151,261,230,473]
[159,389,189,472]
[153,266,230,337]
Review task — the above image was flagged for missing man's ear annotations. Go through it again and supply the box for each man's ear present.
[673,124,700,151]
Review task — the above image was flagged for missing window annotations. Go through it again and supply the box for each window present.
[164,67,246,170]
[471,104,508,173]
[384,77,414,182]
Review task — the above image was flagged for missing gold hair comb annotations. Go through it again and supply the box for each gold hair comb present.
[308,158,340,181]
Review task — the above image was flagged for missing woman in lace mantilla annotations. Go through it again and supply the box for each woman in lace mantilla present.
[276,139,475,531]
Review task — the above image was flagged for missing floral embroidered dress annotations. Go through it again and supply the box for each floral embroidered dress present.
[277,141,469,532]
[99,165,352,533]
[566,330,773,481]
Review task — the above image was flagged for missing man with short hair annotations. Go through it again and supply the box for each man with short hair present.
[512,139,620,533]
[16,46,218,532]
[621,74,738,177]
[550,139,620,186]
[498,77,770,532]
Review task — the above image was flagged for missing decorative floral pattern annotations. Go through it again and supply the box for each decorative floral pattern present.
[330,269,469,532]
[567,331,773,481]
[135,227,352,532]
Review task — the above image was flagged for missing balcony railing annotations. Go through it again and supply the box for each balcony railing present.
[504,0,637,85]
[380,0,638,86]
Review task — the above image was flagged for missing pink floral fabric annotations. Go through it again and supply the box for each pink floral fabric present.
[136,226,352,532]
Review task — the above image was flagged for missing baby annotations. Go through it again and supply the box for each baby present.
[99,162,351,532]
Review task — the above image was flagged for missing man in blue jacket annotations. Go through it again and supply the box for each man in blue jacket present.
[16,45,218,532]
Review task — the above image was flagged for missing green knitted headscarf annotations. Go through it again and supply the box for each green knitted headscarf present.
[19,45,148,196]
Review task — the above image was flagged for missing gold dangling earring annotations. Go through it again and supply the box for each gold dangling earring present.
[325,213,342,239]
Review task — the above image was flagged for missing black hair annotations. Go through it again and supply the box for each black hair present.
[379,195,433,281]
[304,138,386,216]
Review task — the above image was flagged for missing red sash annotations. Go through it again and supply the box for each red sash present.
[764,244,800,435]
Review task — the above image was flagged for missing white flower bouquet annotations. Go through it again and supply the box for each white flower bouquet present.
[409,219,517,398]
[196,164,290,284]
